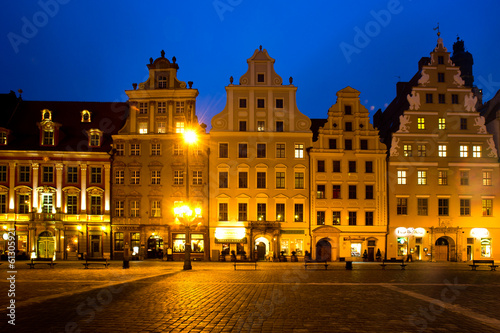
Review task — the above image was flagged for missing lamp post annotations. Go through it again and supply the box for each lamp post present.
[174,205,202,270]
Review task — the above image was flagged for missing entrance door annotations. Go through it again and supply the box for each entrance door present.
[147,236,164,259]
[467,245,472,261]
[38,231,55,259]
[257,242,266,261]
[90,235,101,257]
[368,247,375,261]
[435,237,449,261]
[415,245,421,260]
[316,239,332,261]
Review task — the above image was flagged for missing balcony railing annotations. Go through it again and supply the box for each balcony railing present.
[33,213,63,221]
[250,221,281,229]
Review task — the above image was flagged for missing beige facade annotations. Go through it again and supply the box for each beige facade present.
[310,87,387,261]
[209,47,312,261]
[387,38,500,262]
[112,51,209,260]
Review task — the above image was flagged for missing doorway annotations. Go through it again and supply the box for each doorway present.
[435,237,449,261]
[368,247,375,261]
[37,231,55,259]
[316,239,332,261]
[90,235,101,258]
[257,242,266,260]
[254,236,270,261]
[147,235,164,259]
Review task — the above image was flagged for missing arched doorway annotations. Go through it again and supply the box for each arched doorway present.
[147,235,164,259]
[38,231,55,259]
[316,239,332,261]
[435,237,453,261]
[255,236,270,261]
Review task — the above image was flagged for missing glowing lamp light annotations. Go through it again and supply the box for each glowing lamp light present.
[183,129,197,144]
[2,225,7,230]
[77,225,82,231]
[2,233,8,240]
[471,228,489,238]
[395,227,408,237]
[31,252,37,259]
[132,246,139,256]
[101,226,106,231]
[214,228,246,240]
[414,228,426,237]
[194,207,202,216]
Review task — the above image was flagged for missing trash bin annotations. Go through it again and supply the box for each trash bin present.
[345,261,353,270]
[123,260,130,269]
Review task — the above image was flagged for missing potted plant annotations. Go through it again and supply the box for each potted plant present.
[279,251,287,262]
[290,251,298,262]
[376,249,382,262]
[230,250,237,262]
[362,250,368,262]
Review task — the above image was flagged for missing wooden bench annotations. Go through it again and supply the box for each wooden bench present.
[27,258,56,269]
[83,257,110,269]
[469,259,498,271]
[304,260,329,270]
[233,261,257,270]
[380,259,407,270]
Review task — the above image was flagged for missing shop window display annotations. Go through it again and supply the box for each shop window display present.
[481,238,491,258]
[191,234,204,253]
[173,234,185,253]
[351,243,361,257]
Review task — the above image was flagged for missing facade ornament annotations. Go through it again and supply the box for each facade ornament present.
[398,114,411,133]
[464,93,477,112]
[289,77,293,84]
[161,50,165,58]
[418,69,430,86]
[390,137,400,156]
[474,116,487,134]
[453,70,465,86]
[487,138,498,158]
[407,92,420,110]
[230,76,233,84]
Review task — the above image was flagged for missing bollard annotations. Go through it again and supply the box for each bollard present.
[345,261,353,270]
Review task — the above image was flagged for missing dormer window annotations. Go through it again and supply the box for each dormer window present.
[345,105,352,115]
[88,129,102,147]
[81,110,91,122]
[257,74,265,83]
[42,130,54,145]
[41,109,52,120]
[0,131,7,145]
[158,75,167,88]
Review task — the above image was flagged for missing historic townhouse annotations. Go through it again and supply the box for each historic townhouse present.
[112,51,209,261]
[310,87,387,261]
[0,91,124,260]
[375,36,500,262]
[209,47,312,261]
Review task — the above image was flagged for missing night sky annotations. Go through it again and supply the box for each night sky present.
[2,1,500,128]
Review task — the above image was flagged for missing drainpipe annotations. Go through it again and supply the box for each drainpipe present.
[306,147,313,257]
[108,147,116,260]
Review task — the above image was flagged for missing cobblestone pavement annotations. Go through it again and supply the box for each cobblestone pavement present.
[1,261,500,332]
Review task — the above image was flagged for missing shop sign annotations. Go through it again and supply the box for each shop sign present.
[395,227,426,237]
[471,228,489,238]
[215,228,246,241]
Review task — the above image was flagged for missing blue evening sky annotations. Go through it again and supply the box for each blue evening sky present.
[1,1,500,128]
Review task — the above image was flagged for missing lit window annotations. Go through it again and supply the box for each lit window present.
[417,118,425,129]
[151,200,161,217]
[294,172,304,189]
[483,171,492,186]
[403,145,412,157]
[417,170,427,185]
[130,201,139,217]
[295,144,303,157]
[138,122,148,134]
[157,122,166,133]
[276,203,285,222]
[276,172,285,189]
[157,102,166,113]
[417,145,426,157]
[473,145,481,157]
[438,145,447,157]
[397,198,408,215]
[460,145,468,157]
[18,194,30,214]
[81,110,91,122]
[90,195,102,215]
[438,170,448,185]
[332,211,341,225]
[0,131,7,145]
[294,204,303,222]
[397,170,407,185]
[317,185,326,199]
[115,201,124,217]
[317,211,325,225]
[89,132,101,146]
[438,118,446,129]
[482,199,493,216]
[257,203,266,221]
[175,122,185,133]
[257,121,265,132]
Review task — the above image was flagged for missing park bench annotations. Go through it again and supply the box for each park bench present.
[233,261,257,270]
[27,258,56,269]
[469,259,498,271]
[83,257,110,269]
[304,260,329,270]
[380,259,407,270]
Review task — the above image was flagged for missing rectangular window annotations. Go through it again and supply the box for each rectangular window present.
[157,122,166,134]
[317,184,326,199]
[438,145,447,157]
[294,144,304,158]
[438,170,448,185]
[397,170,407,185]
[18,194,30,214]
[130,200,139,217]
[276,203,285,222]
[173,143,183,156]
[115,170,124,185]
[90,167,102,184]
[483,171,492,186]
[397,198,408,215]
[90,133,101,146]
[332,211,341,225]
[257,99,265,108]
[360,139,368,150]
[452,94,459,104]
[138,122,148,134]
[131,170,141,185]
[348,185,357,199]
[426,94,433,103]
[345,122,352,131]
[403,144,412,157]
[333,161,341,172]
[175,121,185,133]
[365,212,374,226]
[239,99,247,108]
[275,99,284,108]
[114,200,124,217]
[345,105,352,114]
[157,101,166,113]
[115,143,124,156]
[417,198,428,216]
[90,195,102,215]
[438,198,449,216]
[417,170,427,185]
[257,121,265,132]
[175,101,185,114]
[294,172,304,189]
[417,117,425,129]
[151,170,161,185]
[417,145,426,157]
[238,143,247,158]
[238,172,248,188]
[348,161,356,173]
[219,143,228,158]
[219,171,228,188]
[238,203,247,221]
[43,130,54,145]
[130,143,141,156]
[257,172,266,188]
[114,232,124,251]
[257,203,266,221]
[482,199,493,216]
[332,185,341,199]
[316,211,325,225]
[257,143,266,158]
[460,171,469,186]
[438,73,445,82]
[348,212,357,225]
[0,132,6,145]
[365,161,373,173]
[18,165,30,183]
[276,172,285,189]
[438,118,446,129]
[317,160,325,172]
[365,185,373,199]
[42,166,53,183]
[131,232,140,250]
[151,143,161,156]
[460,199,471,216]
[276,144,285,158]
[138,102,148,114]
[151,200,161,217]
[192,171,202,185]
[329,139,337,149]
[239,121,247,132]
[438,94,446,104]
[460,145,468,157]
[294,204,303,222]
[473,145,481,157]
[438,56,444,64]
[219,203,228,221]
[460,118,468,130]
[257,74,265,82]
[173,170,183,185]
[276,121,284,132]
[0,194,6,213]
[345,139,352,150]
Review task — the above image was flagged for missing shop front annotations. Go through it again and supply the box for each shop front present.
[171,225,208,261]
[212,227,247,261]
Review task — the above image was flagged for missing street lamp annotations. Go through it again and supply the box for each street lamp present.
[174,205,202,270]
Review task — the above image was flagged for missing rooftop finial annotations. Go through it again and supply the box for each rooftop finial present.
[433,22,440,37]
[259,45,262,51]
[161,50,165,58]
